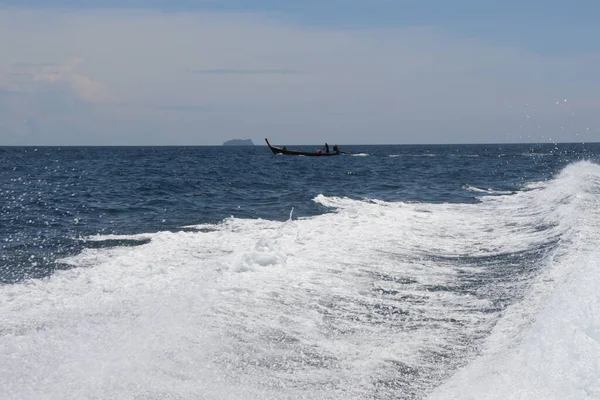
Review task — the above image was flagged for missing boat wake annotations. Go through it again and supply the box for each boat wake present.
[428,160,600,400]
[1,161,599,399]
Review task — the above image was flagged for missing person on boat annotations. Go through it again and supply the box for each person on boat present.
[333,145,339,153]
[324,143,330,153]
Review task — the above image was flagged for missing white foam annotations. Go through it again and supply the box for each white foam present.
[428,161,600,400]
[350,153,371,157]
[78,233,155,242]
[462,184,514,195]
[1,162,598,399]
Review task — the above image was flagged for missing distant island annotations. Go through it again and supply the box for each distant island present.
[223,139,254,146]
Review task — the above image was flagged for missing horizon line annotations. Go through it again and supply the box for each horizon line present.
[1,141,598,147]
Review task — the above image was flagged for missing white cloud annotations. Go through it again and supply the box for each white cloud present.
[1,58,111,102]
[0,8,598,145]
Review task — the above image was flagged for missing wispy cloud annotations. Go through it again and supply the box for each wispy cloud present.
[191,68,301,75]
[2,59,112,102]
[0,88,16,94]
[12,62,61,68]
[156,104,213,111]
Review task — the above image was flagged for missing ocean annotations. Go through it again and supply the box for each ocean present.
[1,143,599,399]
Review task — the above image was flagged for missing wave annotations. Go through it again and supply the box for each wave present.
[78,233,156,242]
[387,154,441,158]
[429,160,600,400]
[462,184,515,195]
[521,152,558,157]
[1,161,599,399]
[350,152,371,157]
[387,154,479,158]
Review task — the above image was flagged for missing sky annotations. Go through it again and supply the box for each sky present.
[0,1,599,145]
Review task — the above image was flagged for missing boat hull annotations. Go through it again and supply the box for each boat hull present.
[264,139,340,156]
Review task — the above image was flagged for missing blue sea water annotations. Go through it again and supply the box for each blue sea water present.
[1,143,599,399]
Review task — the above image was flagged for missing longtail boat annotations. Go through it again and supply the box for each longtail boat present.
[265,138,341,156]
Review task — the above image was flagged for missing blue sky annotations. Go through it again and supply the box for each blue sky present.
[0,1,598,144]
[4,0,598,51]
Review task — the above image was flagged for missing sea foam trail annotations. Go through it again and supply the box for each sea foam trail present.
[0,162,596,399]
[428,161,600,400]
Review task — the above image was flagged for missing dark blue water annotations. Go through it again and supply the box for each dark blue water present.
[1,143,598,283]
